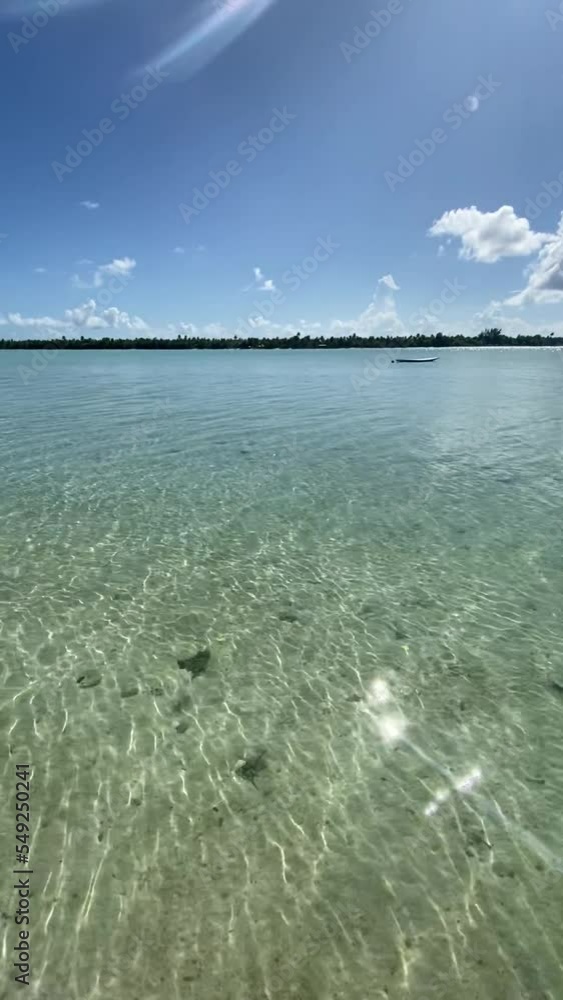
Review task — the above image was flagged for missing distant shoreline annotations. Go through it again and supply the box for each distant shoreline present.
[1,331,562,350]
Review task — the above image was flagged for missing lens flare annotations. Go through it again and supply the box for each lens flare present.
[150,0,276,81]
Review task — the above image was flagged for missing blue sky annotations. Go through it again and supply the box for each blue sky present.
[2,0,563,339]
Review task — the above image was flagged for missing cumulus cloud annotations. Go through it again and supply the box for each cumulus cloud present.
[428,206,553,263]
[80,201,100,210]
[504,214,563,306]
[99,257,136,279]
[72,256,136,289]
[7,298,557,340]
[3,300,147,336]
[168,321,198,336]
[202,322,230,336]
[64,299,147,331]
[7,312,67,331]
[246,266,277,293]
[378,274,400,291]
[328,283,407,339]
[173,246,185,254]
[471,301,563,337]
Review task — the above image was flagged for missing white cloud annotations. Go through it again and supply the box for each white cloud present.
[504,213,563,306]
[202,322,230,336]
[246,315,269,329]
[7,312,67,330]
[5,295,558,341]
[3,299,147,336]
[99,257,136,279]
[247,265,277,293]
[173,246,185,254]
[72,256,136,289]
[378,274,400,292]
[471,301,563,337]
[80,201,100,210]
[34,267,47,274]
[72,275,96,289]
[64,299,147,331]
[328,279,407,339]
[429,206,553,263]
[168,321,198,336]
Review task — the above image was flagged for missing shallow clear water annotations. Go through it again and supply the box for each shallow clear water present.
[1,348,563,1000]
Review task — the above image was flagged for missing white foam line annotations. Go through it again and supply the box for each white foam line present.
[60,707,68,735]
[270,839,288,884]
[43,902,56,935]
[225,901,236,948]
[152,697,166,719]
[197,737,211,767]
[429,897,461,980]
[78,853,107,927]
[8,679,40,704]
[41,870,53,897]
[287,814,307,840]
[127,722,136,756]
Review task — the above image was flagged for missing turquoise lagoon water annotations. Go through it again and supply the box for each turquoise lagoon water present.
[0,347,563,999]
